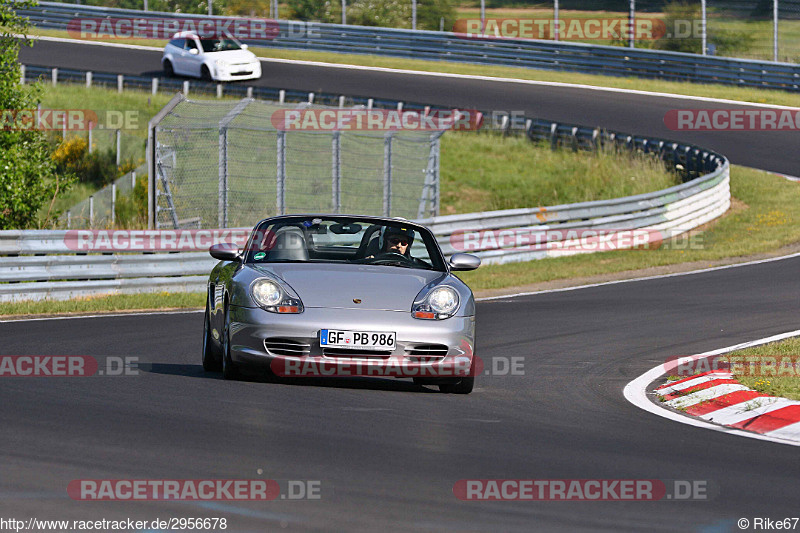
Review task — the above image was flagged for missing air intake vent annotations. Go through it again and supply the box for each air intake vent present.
[407,344,449,356]
[265,338,311,357]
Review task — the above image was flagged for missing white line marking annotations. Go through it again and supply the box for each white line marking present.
[664,384,749,409]
[25,35,800,110]
[0,309,203,323]
[702,397,797,425]
[657,372,732,393]
[623,328,800,447]
[477,250,800,302]
[766,420,800,440]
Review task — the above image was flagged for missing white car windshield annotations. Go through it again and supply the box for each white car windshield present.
[244,217,446,271]
[200,38,241,53]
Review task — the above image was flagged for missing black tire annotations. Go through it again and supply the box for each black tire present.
[163,60,174,77]
[201,65,212,81]
[439,376,474,394]
[221,306,240,381]
[201,306,221,372]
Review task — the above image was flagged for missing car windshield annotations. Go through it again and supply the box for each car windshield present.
[243,216,446,272]
[200,38,241,52]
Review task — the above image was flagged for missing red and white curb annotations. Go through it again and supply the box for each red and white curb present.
[655,370,800,441]
[624,329,800,447]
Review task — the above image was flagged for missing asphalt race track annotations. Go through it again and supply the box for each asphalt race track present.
[18,39,800,176]
[4,38,800,531]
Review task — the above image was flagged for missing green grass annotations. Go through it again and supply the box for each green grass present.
[0,292,205,317]
[724,336,800,401]
[440,133,679,214]
[27,28,800,108]
[457,165,800,291]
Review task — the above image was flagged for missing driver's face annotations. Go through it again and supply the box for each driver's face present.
[386,236,409,254]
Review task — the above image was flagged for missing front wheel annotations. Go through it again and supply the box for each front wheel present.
[201,306,221,372]
[221,307,240,380]
[201,65,212,81]
[163,60,174,77]
[439,376,474,394]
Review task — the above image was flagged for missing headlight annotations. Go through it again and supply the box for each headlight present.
[215,59,228,67]
[412,286,459,320]
[252,278,303,313]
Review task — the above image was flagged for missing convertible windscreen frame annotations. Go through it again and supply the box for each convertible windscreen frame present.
[241,216,448,272]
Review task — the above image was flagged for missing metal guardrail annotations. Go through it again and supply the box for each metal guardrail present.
[0,127,729,302]
[16,1,800,92]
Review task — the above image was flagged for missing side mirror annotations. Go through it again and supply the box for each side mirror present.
[210,242,241,261]
[448,253,481,271]
[189,48,199,55]
[241,44,249,50]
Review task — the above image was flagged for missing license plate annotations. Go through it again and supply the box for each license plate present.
[320,329,396,350]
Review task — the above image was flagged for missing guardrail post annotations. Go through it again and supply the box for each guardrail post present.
[66,210,71,229]
[20,65,25,85]
[89,196,94,229]
[308,92,315,104]
[132,171,136,189]
[277,131,286,215]
[549,122,558,150]
[51,68,57,87]
[88,122,93,153]
[111,183,117,226]
[216,84,223,98]
[116,129,121,167]
[339,96,345,109]
[279,89,285,104]
[367,98,373,110]
[183,81,189,96]
[331,131,341,214]
[86,71,92,88]
[151,77,158,95]
[383,133,393,217]
[571,126,578,152]
[247,87,253,98]
[117,74,124,93]
[397,101,403,112]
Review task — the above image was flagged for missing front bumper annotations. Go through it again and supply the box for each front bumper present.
[214,61,262,81]
[228,305,475,377]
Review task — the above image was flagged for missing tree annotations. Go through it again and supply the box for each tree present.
[0,0,72,229]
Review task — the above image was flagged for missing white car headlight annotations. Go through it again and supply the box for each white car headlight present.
[215,59,228,67]
[251,279,303,313]
[252,279,282,307]
[412,286,460,320]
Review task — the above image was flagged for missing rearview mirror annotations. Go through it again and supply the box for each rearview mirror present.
[189,48,199,55]
[209,242,241,261]
[449,253,481,271]
[241,44,249,50]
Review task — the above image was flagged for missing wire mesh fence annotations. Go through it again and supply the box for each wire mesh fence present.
[150,97,443,229]
[59,164,147,229]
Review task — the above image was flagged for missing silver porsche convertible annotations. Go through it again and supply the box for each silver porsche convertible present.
[201,215,481,393]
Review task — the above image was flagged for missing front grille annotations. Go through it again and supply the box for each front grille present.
[322,348,391,359]
[264,338,311,357]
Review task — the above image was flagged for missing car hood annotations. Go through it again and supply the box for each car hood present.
[250,263,446,311]
[203,50,257,62]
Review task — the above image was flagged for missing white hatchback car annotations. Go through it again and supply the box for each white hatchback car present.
[162,31,262,82]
